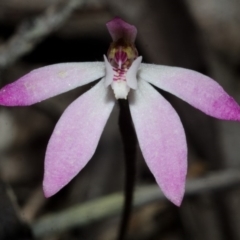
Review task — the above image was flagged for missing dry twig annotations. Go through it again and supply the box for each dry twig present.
[0,0,86,71]
[32,169,240,238]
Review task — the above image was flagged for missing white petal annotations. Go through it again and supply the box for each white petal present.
[126,56,142,89]
[104,55,114,87]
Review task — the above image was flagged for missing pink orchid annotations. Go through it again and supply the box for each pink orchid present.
[1,17,240,206]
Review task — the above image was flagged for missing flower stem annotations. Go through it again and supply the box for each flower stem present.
[117,99,137,240]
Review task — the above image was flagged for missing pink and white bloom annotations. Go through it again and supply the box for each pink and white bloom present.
[1,17,240,206]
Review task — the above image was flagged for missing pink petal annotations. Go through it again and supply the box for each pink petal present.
[129,80,187,206]
[43,80,115,197]
[106,17,137,42]
[0,62,104,106]
[139,64,240,121]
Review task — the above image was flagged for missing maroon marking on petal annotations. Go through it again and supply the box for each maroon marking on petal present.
[114,49,128,68]
[113,67,127,81]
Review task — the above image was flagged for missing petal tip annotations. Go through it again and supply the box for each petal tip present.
[43,189,52,198]
[168,193,184,207]
[162,180,185,206]
[43,178,61,198]
[0,82,31,106]
[213,95,240,121]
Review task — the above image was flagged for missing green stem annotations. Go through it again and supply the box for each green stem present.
[117,99,137,240]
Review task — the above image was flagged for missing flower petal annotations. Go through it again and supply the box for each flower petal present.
[139,64,240,120]
[129,80,187,206]
[106,17,137,43]
[43,80,115,197]
[0,62,105,106]
[103,55,114,87]
[126,56,142,89]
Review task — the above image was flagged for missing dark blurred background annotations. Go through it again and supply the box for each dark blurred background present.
[1,0,240,239]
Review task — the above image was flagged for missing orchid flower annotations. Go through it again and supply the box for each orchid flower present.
[1,17,240,206]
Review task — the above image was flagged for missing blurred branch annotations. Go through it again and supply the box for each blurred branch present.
[31,102,63,122]
[0,0,86,71]
[0,180,34,239]
[21,186,46,223]
[32,169,240,238]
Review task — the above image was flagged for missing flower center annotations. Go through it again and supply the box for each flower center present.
[107,38,138,69]
[105,38,141,99]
